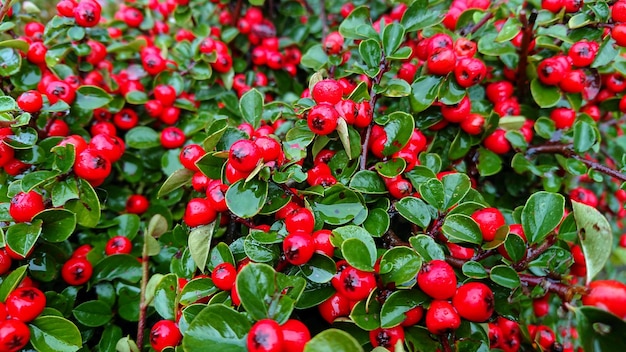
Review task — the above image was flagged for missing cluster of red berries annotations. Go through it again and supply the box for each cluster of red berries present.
[246,318,311,352]
[0,277,46,352]
[58,133,124,187]
[305,78,372,135]
[442,0,490,30]
[536,42,599,94]
[56,0,102,27]
[489,317,523,352]
[611,0,626,47]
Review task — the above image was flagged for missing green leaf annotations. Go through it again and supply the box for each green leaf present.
[154,274,178,320]
[530,78,561,108]
[341,237,376,271]
[349,170,387,194]
[381,111,415,156]
[462,261,488,279]
[93,254,142,283]
[592,38,618,68]
[379,247,422,286]
[125,90,148,104]
[125,126,161,149]
[363,208,390,237]
[477,147,502,177]
[65,179,100,228]
[442,214,483,245]
[182,305,251,352]
[572,201,612,283]
[0,265,27,302]
[382,22,405,55]
[401,0,444,32]
[441,173,471,210]
[338,6,378,41]
[75,85,112,110]
[21,170,60,192]
[521,191,565,244]
[72,300,112,327]
[573,119,598,153]
[495,17,521,42]
[0,39,29,52]
[359,39,382,76]
[410,235,445,261]
[410,75,442,112]
[34,209,76,242]
[157,168,194,198]
[239,89,264,129]
[0,96,16,113]
[225,179,268,218]
[6,220,42,257]
[574,306,626,351]
[29,316,81,352]
[236,263,305,323]
[304,329,364,352]
[189,223,215,271]
[350,298,381,331]
[375,158,406,178]
[301,44,328,70]
[396,196,431,228]
[0,48,21,76]
[380,290,428,328]
[180,277,218,305]
[311,185,365,226]
[300,254,336,284]
[419,178,445,210]
[490,265,521,288]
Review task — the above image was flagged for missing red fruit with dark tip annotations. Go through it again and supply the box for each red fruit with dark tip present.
[6,286,46,322]
[537,57,567,85]
[454,57,487,88]
[206,181,229,212]
[369,326,405,349]
[0,319,30,352]
[283,232,315,266]
[284,208,315,234]
[73,0,101,27]
[441,96,471,123]
[212,262,237,291]
[337,266,377,301]
[471,207,506,242]
[160,126,186,149]
[150,320,182,352]
[0,249,12,276]
[61,257,93,286]
[154,84,177,107]
[318,292,352,323]
[460,113,484,135]
[74,148,112,181]
[452,282,494,322]
[401,306,424,327]
[247,319,284,352]
[229,139,261,172]
[425,300,461,334]
[483,129,511,155]
[10,191,45,223]
[281,319,310,352]
[307,103,339,135]
[179,144,206,172]
[312,229,334,257]
[417,259,457,300]
[312,79,343,105]
[105,236,132,255]
[183,198,217,228]
[427,47,456,75]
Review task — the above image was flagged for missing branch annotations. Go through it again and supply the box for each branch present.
[512,234,557,271]
[526,143,626,182]
[136,235,151,348]
[320,0,328,40]
[0,0,13,23]
[231,0,243,26]
[382,230,409,249]
[516,10,537,102]
[360,59,388,171]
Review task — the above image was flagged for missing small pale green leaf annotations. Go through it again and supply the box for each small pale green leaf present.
[572,201,612,283]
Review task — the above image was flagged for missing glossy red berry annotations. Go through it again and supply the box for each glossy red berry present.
[126,194,149,214]
[582,280,626,319]
[441,96,471,123]
[417,259,457,300]
[229,139,261,172]
[74,148,112,181]
[212,262,237,291]
[454,57,486,88]
[427,47,456,75]
[179,144,206,172]
[312,229,335,257]
[369,326,405,349]
[284,208,315,234]
[283,232,315,266]
[150,320,182,352]
[460,113,485,135]
[16,90,43,113]
[452,282,495,322]
[247,319,284,352]
[183,198,217,227]
[568,40,598,67]
[105,236,133,255]
[483,129,511,155]
[160,126,186,149]
[307,103,339,135]
[318,292,352,323]
[550,107,576,129]
[425,300,461,334]
[312,79,343,105]
[336,265,377,301]
[471,207,506,242]
[10,191,45,223]
[154,84,177,107]
[0,249,12,275]
[61,257,93,285]
[0,319,30,352]
[401,306,424,327]
[6,286,46,322]
[281,319,310,352]
[72,244,93,259]
[45,80,76,105]
[537,57,567,85]
[89,133,124,162]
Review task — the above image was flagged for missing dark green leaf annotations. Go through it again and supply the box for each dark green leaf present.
[490,265,521,288]
[93,254,142,283]
[521,191,565,244]
[225,179,268,218]
[341,237,376,271]
[29,316,81,352]
[382,22,405,55]
[410,75,443,112]
[75,86,112,110]
[442,214,483,245]
[401,0,444,32]
[158,168,194,199]
[396,196,431,228]
[338,6,378,40]
[311,185,365,225]
[189,223,215,271]
[592,38,618,68]
[380,290,428,328]
[574,306,626,351]
[125,126,161,149]
[239,89,264,129]
[304,329,364,352]
[72,300,112,327]
[409,235,445,261]
[154,274,178,320]
[182,305,250,352]
[379,247,422,286]
[419,178,445,210]
[573,119,598,153]
[530,78,561,108]
[299,254,336,284]
[34,209,76,242]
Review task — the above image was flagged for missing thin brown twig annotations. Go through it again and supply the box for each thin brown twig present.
[0,0,13,23]
[516,10,537,102]
[360,59,388,171]
[136,236,151,348]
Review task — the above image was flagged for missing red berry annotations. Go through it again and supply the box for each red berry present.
[312,79,343,105]
[90,133,124,163]
[307,103,339,135]
[150,320,182,352]
[72,244,93,259]
[582,280,626,319]
[568,40,597,67]
[312,229,334,257]
[212,262,237,291]
[61,257,93,285]
[105,236,133,255]
[337,266,377,301]
[160,127,186,149]
[6,286,46,322]
[0,249,12,275]
[0,319,30,352]
[483,129,511,155]
[427,48,456,75]
[45,80,76,105]
[183,198,217,227]
[16,90,43,113]
[247,319,284,352]
[10,191,45,223]
[179,144,206,172]
[126,194,149,214]
[417,259,457,300]
[425,300,461,334]
[229,139,261,172]
[74,0,101,27]
[74,148,112,181]
[454,57,486,88]
[452,282,495,322]
[550,107,577,129]
[537,57,568,85]
[401,306,424,327]
[318,292,351,323]
[284,208,315,234]
[154,84,177,107]
[283,232,315,266]
[206,181,229,212]
[369,326,405,349]
[471,207,506,242]
[281,319,311,352]
[441,96,471,123]
[460,113,485,135]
